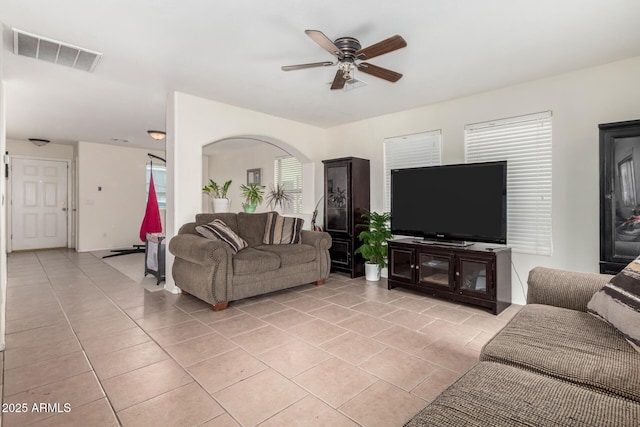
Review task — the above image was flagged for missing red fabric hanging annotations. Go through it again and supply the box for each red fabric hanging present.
[139,172,163,242]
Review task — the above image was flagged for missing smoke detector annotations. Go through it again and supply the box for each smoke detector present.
[12,28,102,72]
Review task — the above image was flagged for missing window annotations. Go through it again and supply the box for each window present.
[465,111,552,255]
[146,164,167,210]
[384,130,442,212]
[274,156,302,214]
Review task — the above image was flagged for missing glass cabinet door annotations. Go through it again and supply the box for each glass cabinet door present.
[326,164,349,233]
[457,257,493,299]
[417,252,453,290]
[389,247,414,283]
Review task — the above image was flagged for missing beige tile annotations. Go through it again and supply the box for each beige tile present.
[419,319,483,346]
[124,299,178,320]
[29,398,119,427]
[4,351,92,397]
[465,330,497,352]
[258,340,332,378]
[373,325,437,354]
[382,308,436,330]
[5,323,76,349]
[117,382,224,427]
[283,295,331,312]
[416,340,480,373]
[289,319,348,345]
[497,303,524,321]
[214,369,307,426]
[74,316,138,340]
[340,380,426,426]
[187,348,267,393]
[146,319,213,346]
[90,341,169,380]
[2,371,104,425]
[424,304,474,323]
[264,289,305,303]
[80,326,151,357]
[359,284,402,303]
[209,313,267,337]
[238,300,288,317]
[102,359,192,411]
[461,314,509,334]
[5,311,67,334]
[337,313,395,337]
[412,367,463,402]
[300,286,340,299]
[309,304,358,323]
[323,292,366,307]
[293,358,376,408]
[360,348,439,391]
[3,337,82,370]
[191,306,244,324]
[200,413,240,427]
[261,308,315,330]
[165,331,238,367]
[320,331,387,365]
[351,301,399,317]
[134,309,193,332]
[260,395,358,427]
[231,325,295,354]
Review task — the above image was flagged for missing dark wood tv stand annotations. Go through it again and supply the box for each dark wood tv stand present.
[387,238,511,315]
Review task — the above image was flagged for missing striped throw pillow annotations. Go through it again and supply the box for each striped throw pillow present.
[196,219,247,253]
[263,213,304,245]
[587,256,640,352]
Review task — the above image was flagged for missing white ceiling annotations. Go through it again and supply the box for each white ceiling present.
[1,1,640,151]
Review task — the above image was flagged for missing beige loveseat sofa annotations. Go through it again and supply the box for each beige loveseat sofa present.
[406,267,640,426]
[169,212,331,310]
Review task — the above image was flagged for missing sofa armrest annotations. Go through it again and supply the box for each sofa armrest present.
[527,267,613,312]
[168,234,233,266]
[301,230,332,279]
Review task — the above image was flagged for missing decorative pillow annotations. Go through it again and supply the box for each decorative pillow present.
[587,256,640,352]
[263,212,304,244]
[196,219,247,253]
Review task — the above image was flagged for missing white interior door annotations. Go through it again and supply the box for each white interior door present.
[11,158,68,250]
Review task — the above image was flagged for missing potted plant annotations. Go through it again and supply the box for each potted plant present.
[239,183,265,213]
[202,179,232,212]
[265,183,292,212]
[355,211,392,281]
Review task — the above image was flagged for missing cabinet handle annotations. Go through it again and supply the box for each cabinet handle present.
[455,271,459,276]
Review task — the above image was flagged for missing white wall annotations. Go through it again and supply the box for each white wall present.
[0,28,6,350]
[77,141,165,251]
[6,139,74,159]
[324,56,640,303]
[204,143,288,213]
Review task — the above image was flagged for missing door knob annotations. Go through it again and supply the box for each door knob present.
[62,208,67,211]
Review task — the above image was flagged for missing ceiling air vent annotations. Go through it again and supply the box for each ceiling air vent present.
[12,28,102,72]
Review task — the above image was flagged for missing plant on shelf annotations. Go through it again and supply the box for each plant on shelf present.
[202,179,232,212]
[355,211,392,281]
[265,183,293,212]
[239,183,265,213]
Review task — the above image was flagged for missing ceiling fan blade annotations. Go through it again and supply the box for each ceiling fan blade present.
[357,62,403,82]
[281,61,334,71]
[330,70,347,90]
[305,30,344,59]
[356,35,407,60]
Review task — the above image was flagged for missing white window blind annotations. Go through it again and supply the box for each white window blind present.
[465,111,552,255]
[146,164,167,210]
[384,130,442,212]
[274,155,302,214]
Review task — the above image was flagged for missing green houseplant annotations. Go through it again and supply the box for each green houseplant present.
[355,211,392,281]
[202,179,232,212]
[265,183,293,212]
[239,183,265,213]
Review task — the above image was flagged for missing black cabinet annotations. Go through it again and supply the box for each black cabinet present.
[388,239,511,315]
[323,157,370,277]
[600,120,640,274]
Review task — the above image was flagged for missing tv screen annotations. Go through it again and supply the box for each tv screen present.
[391,161,507,244]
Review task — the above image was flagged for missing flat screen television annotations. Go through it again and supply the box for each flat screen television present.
[391,161,507,245]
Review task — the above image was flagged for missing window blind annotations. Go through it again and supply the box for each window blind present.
[465,111,552,255]
[274,156,302,214]
[384,130,442,212]
[146,164,167,210]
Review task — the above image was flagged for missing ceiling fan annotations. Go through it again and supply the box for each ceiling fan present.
[282,30,407,90]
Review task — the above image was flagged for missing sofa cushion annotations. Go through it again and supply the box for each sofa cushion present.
[587,255,640,351]
[254,244,316,267]
[237,212,272,247]
[263,212,304,244]
[196,219,247,253]
[232,248,281,275]
[480,303,640,402]
[196,213,240,234]
[405,361,640,427]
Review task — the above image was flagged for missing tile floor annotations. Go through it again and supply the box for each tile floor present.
[1,249,522,426]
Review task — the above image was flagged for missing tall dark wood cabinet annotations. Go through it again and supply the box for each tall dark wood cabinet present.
[600,120,640,274]
[323,157,370,277]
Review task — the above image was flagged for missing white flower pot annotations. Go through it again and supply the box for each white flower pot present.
[212,198,230,213]
[365,262,381,281]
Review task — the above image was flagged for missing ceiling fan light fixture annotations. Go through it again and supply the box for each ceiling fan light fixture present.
[28,138,50,147]
[147,130,166,140]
